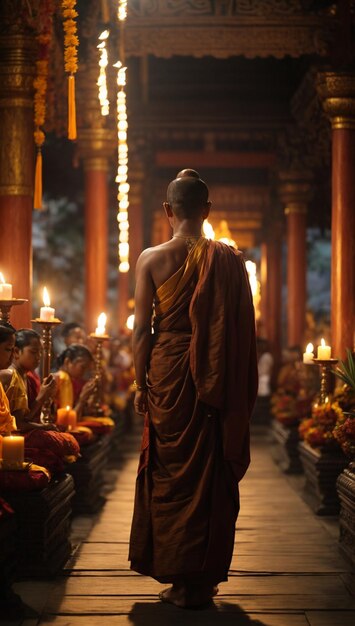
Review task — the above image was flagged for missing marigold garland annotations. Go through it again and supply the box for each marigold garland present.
[62,0,79,140]
[33,2,54,210]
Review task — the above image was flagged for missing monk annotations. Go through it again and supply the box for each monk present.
[129,172,258,609]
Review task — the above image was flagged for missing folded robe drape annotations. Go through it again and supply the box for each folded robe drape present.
[129,238,258,585]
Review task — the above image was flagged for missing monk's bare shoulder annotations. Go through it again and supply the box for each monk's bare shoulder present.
[136,241,174,270]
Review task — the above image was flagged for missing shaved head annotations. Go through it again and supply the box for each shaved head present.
[167,176,209,219]
[176,168,200,179]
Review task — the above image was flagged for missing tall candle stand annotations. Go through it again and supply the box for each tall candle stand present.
[31,317,62,424]
[89,332,110,417]
[0,299,27,323]
[312,358,338,405]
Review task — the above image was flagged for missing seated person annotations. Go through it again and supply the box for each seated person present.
[0,329,57,432]
[55,344,95,418]
[54,322,87,357]
[0,322,16,434]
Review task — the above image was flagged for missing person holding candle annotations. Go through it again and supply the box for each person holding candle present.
[55,344,95,418]
[0,329,57,432]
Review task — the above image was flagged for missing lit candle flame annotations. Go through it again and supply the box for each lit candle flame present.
[43,286,50,307]
[321,338,326,347]
[95,312,107,335]
[0,272,5,285]
[306,343,314,354]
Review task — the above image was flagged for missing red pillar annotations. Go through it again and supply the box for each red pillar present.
[331,128,355,357]
[279,171,312,348]
[83,162,109,332]
[0,29,36,327]
[266,222,283,366]
[286,208,307,346]
[318,72,355,358]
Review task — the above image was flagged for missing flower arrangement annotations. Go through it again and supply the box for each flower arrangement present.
[332,349,355,458]
[298,402,346,448]
[33,0,54,210]
[62,0,79,140]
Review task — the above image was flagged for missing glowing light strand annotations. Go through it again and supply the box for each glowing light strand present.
[116,1,129,272]
[97,30,110,116]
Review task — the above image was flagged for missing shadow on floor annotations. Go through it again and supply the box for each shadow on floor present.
[128,600,271,625]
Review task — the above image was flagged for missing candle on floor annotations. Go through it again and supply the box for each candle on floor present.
[40,286,55,321]
[317,338,331,360]
[2,435,24,467]
[303,343,314,364]
[0,272,13,300]
[95,312,107,336]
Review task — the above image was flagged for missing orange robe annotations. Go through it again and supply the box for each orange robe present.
[129,239,258,585]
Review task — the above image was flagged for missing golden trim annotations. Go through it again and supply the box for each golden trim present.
[0,185,32,196]
[284,205,307,215]
[83,157,109,172]
[331,119,355,130]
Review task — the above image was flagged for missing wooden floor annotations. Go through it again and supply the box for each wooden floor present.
[10,425,355,626]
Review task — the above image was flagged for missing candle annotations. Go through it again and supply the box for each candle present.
[40,286,55,321]
[57,406,77,431]
[2,435,24,468]
[95,312,107,336]
[67,409,77,431]
[317,338,331,360]
[303,343,314,364]
[57,406,70,427]
[0,272,13,299]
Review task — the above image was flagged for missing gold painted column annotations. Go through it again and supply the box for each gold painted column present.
[0,25,36,327]
[318,72,355,358]
[279,171,312,349]
[77,55,115,333]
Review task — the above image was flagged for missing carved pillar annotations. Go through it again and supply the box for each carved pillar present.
[0,21,36,327]
[317,72,355,358]
[260,241,268,337]
[77,54,115,333]
[279,171,312,348]
[265,221,283,366]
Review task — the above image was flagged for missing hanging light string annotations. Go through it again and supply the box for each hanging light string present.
[115,1,129,273]
[97,30,110,116]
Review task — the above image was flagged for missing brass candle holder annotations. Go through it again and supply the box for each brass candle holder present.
[312,358,338,405]
[0,299,28,323]
[31,317,62,424]
[89,332,110,417]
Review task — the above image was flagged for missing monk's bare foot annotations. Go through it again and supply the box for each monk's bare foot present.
[159,585,186,608]
[184,584,217,608]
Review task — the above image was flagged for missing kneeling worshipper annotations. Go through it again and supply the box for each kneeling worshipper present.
[129,172,258,608]
[0,323,79,474]
[0,329,56,432]
[55,344,96,417]
[55,343,114,435]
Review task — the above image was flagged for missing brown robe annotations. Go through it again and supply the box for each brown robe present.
[129,238,258,585]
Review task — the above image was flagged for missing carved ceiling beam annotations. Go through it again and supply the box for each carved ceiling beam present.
[124,0,333,60]
[155,150,275,169]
